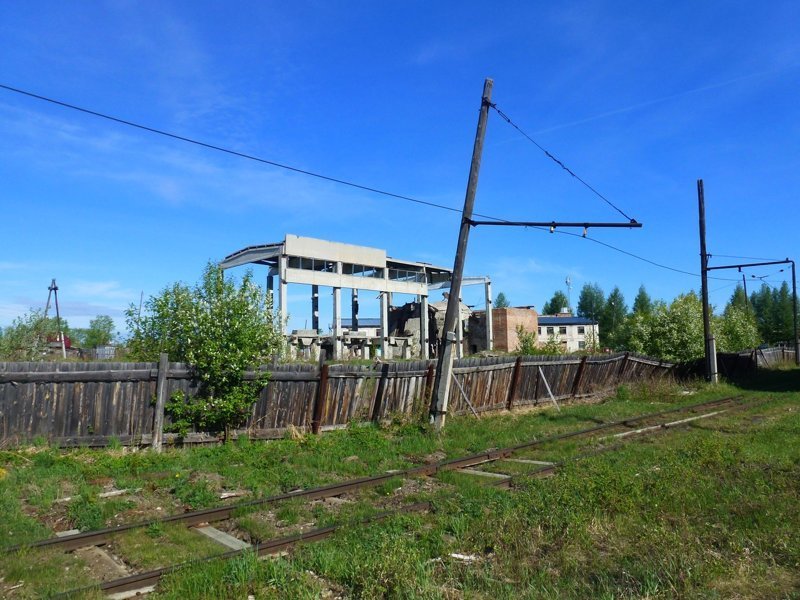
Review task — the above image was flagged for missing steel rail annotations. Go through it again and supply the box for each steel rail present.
[54,502,431,598]
[5,395,744,553]
[56,395,765,598]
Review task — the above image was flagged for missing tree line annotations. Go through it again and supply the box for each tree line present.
[0,312,116,360]
[535,281,796,361]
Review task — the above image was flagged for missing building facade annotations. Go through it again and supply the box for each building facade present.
[537,315,599,353]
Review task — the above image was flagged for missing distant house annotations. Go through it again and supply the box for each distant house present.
[537,314,598,353]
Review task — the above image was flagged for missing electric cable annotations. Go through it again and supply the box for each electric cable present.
[0,83,463,216]
[489,103,637,223]
[0,82,740,285]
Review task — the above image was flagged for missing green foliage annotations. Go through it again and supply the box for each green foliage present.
[576,282,605,321]
[84,315,115,348]
[624,291,763,360]
[494,292,510,308]
[717,303,761,352]
[126,262,284,436]
[600,286,627,348]
[632,284,653,315]
[514,324,537,355]
[750,282,796,344]
[0,309,70,360]
[172,475,218,509]
[542,290,569,315]
[628,292,705,362]
[539,334,563,355]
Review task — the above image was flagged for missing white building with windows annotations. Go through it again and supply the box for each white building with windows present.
[537,315,599,353]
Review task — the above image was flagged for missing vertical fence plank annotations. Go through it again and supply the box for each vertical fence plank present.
[311,360,328,435]
[506,357,522,410]
[151,353,169,452]
[571,356,588,397]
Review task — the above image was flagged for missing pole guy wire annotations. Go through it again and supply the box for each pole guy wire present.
[489,103,637,223]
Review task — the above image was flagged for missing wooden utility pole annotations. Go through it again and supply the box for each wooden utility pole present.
[697,180,717,382]
[429,78,493,430]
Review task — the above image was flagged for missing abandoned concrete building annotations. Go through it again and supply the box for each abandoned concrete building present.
[220,234,494,360]
[468,307,599,354]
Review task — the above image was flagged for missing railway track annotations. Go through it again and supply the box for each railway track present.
[6,394,760,598]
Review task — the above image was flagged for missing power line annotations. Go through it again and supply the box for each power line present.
[710,281,739,294]
[1,82,733,283]
[0,83,464,216]
[489,103,637,223]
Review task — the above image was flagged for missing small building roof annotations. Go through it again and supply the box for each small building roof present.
[538,316,597,326]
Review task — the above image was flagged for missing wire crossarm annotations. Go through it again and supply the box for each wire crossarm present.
[467,219,641,229]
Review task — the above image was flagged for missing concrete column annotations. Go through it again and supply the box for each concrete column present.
[709,335,719,384]
[351,288,359,331]
[266,273,274,308]
[485,279,493,351]
[312,285,319,331]
[380,291,389,359]
[420,295,429,359]
[456,296,464,358]
[278,255,287,335]
[333,287,342,359]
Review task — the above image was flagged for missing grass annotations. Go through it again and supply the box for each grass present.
[0,371,798,597]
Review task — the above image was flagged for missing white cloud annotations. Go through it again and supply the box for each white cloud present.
[70,280,137,301]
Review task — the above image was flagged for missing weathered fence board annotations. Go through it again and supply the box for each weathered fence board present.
[0,351,687,447]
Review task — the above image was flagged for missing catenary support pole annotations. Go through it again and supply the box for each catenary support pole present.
[697,180,715,382]
[793,261,799,365]
[742,273,748,307]
[429,78,493,430]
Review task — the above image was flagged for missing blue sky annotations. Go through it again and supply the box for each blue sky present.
[1,1,798,336]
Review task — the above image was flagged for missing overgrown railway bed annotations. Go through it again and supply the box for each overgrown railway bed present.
[4,395,766,598]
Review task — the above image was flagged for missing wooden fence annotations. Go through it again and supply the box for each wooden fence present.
[0,353,674,448]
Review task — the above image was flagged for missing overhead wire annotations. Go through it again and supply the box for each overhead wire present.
[489,103,637,223]
[0,82,739,284]
[0,83,464,216]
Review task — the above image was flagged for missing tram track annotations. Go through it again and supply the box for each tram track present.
[7,394,766,598]
[5,394,746,555]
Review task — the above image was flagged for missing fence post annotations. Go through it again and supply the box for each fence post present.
[506,356,523,410]
[423,363,435,404]
[311,351,328,435]
[151,353,169,453]
[616,352,630,383]
[372,362,391,422]
[571,355,588,398]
